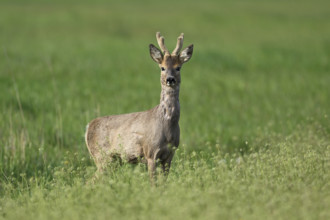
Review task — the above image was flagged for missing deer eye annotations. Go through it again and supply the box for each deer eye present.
[161,67,165,71]
[176,67,181,71]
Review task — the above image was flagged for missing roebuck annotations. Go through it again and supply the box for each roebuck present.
[85,32,193,179]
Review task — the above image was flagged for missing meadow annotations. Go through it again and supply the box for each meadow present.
[0,0,329,219]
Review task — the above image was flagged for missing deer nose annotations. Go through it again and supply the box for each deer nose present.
[166,77,176,86]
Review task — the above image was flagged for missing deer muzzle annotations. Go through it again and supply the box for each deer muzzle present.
[166,77,176,86]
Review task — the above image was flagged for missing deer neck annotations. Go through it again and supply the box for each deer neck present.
[159,85,180,125]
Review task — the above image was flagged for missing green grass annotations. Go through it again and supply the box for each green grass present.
[0,0,329,219]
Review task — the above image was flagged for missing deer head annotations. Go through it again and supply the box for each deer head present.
[149,32,193,88]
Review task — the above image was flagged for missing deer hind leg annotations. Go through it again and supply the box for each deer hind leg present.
[85,156,106,184]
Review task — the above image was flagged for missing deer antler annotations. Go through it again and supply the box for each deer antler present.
[172,33,184,56]
[156,32,170,55]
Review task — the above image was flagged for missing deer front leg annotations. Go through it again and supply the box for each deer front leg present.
[161,152,174,176]
[147,158,156,181]
[161,161,171,176]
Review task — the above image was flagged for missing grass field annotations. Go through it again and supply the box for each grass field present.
[0,0,329,219]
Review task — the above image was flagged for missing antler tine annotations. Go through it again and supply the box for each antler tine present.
[156,32,170,55]
[172,33,184,56]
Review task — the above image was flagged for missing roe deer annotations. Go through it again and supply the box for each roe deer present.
[85,32,193,179]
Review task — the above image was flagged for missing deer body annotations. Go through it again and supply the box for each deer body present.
[85,32,193,178]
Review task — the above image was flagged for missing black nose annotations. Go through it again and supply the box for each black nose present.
[166,77,176,85]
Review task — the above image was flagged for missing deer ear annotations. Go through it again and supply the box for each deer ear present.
[149,44,163,64]
[179,44,193,63]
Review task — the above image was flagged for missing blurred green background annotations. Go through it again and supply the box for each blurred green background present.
[0,0,329,219]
